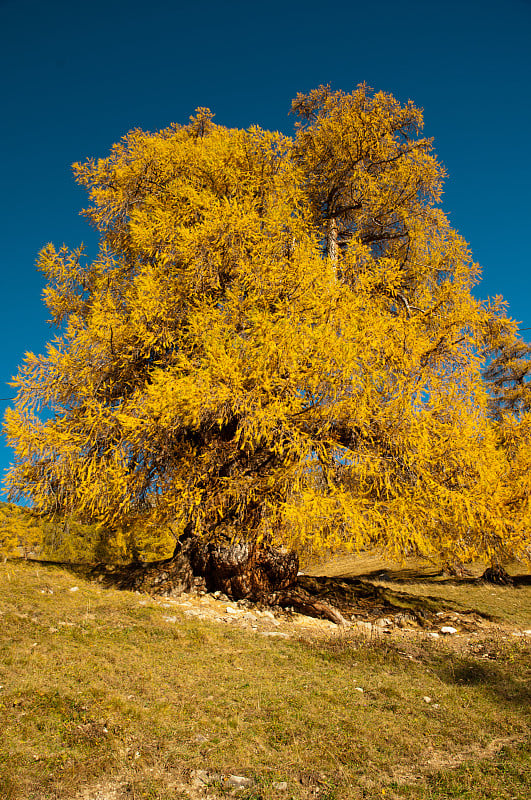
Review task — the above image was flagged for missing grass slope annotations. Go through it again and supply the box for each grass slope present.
[0,560,529,800]
[307,552,531,627]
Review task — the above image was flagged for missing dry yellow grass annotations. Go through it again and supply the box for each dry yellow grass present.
[0,559,529,800]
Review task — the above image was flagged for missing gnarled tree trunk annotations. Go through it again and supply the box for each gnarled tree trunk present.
[186,537,299,598]
[83,529,480,627]
[33,538,487,627]
[88,530,300,600]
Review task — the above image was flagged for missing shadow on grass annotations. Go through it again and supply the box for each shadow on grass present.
[347,568,531,587]
[305,626,531,715]
[426,648,531,710]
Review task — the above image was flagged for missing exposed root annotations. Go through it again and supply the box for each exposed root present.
[269,588,349,625]
[21,542,499,627]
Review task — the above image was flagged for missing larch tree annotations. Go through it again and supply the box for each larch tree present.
[3,86,530,599]
[482,309,531,422]
[480,306,531,578]
[0,503,42,562]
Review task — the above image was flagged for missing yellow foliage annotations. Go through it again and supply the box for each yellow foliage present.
[0,505,20,561]
[3,86,530,565]
[0,503,42,561]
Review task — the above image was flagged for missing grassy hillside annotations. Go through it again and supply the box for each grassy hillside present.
[0,559,530,800]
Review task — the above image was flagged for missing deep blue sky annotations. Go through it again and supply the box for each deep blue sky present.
[1,0,530,497]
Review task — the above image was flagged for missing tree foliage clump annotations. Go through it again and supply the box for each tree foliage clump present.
[0,502,42,561]
[4,86,530,568]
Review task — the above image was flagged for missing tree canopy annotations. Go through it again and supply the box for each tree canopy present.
[4,85,530,566]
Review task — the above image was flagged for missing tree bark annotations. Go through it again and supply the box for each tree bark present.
[481,565,514,585]
[186,536,299,598]
[87,547,195,595]
[327,216,338,265]
[87,534,300,599]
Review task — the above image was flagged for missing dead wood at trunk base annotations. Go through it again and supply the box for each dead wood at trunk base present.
[87,550,195,595]
[291,575,473,625]
[270,588,349,625]
[480,565,514,585]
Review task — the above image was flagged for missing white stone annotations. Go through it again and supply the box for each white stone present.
[427,632,440,638]
[163,616,177,623]
[192,769,211,785]
[354,687,364,692]
[375,617,393,628]
[225,606,239,614]
[440,626,458,635]
[69,586,79,592]
[227,775,252,788]
[423,696,432,703]
[272,781,288,791]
